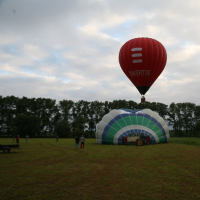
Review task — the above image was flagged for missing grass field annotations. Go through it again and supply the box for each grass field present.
[1,137,200,200]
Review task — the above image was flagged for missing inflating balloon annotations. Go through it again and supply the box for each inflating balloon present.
[95,108,170,145]
[119,37,167,100]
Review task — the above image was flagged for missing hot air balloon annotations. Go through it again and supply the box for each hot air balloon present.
[119,37,167,102]
[95,108,170,145]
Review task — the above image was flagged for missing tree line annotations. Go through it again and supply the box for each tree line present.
[0,95,200,138]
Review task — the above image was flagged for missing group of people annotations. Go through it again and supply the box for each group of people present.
[75,135,85,149]
[15,134,29,143]
[14,134,86,149]
[15,134,151,147]
[122,135,151,145]
[55,135,86,149]
[122,136,128,145]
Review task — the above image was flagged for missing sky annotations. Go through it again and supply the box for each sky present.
[0,0,200,106]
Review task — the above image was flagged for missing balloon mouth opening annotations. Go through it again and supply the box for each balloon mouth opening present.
[136,86,150,95]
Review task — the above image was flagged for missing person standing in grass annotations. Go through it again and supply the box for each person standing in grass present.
[125,136,128,145]
[80,135,85,149]
[122,136,125,145]
[56,135,58,142]
[147,136,150,145]
[25,134,29,143]
[75,136,79,149]
[16,135,20,144]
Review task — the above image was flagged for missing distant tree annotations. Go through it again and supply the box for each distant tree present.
[156,102,168,120]
[50,107,61,137]
[137,101,152,110]
[128,100,138,110]
[15,114,40,137]
[71,100,90,135]
[136,102,168,120]
[80,101,90,135]
[103,101,112,115]
[71,116,88,138]
[179,103,195,137]
[110,99,129,109]
[87,101,104,135]
[0,96,18,136]
[3,94,200,138]
[33,98,58,136]
[168,103,180,136]
[59,100,74,120]
[192,121,200,137]
[194,105,200,123]
[55,120,71,138]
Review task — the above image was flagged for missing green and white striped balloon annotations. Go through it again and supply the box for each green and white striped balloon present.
[95,108,170,145]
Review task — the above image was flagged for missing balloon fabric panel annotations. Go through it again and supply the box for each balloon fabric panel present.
[119,38,167,95]
[96,108,170,145]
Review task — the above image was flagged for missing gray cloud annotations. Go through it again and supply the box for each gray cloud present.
[0,0,200,106]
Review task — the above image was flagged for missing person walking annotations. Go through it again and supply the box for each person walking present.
[16,135,20,144]
[147,136,150,145]
[80,135,85,149]
[75,136,79,149]
[122,136,125,145]
[25,134,29,143]
[125,136,128,145]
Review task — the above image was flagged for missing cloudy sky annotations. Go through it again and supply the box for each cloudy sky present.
[0,0,200,106]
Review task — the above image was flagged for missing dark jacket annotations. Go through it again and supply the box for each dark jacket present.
[75,137,79,143]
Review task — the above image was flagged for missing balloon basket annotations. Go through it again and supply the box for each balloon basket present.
[141,97,146,103]
[136,139,143,146]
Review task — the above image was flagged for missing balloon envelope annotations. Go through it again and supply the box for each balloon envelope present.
[119,37,167,95]
[95,108,170,145]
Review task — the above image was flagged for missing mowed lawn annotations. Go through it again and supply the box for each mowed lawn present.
[1,137,200,200]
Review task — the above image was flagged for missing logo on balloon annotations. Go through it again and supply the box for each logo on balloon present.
[129,70,150,77]
[131,48,142,63]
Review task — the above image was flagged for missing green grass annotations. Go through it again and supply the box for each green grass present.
[170,137,200,147]
[0,138,200,200]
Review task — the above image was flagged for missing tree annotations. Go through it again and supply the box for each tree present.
[103,101,111,115]
[55,120,71,138]
[192,121,200,137]
[15,114,40,138]
[179,103,195,137]
[156,102,168,120]
[71,116,88,138]
[194,105,200,123]
[0,96,18,136]
[110,99,129,109]
[33,98,59,136]
[59,100,74,120]
[87,101,104,136]
[2,94,200,138]
[71,100,90,136]
[16,96,33,116]
[128,100,138,110]
[168,103,180,136]
[137,101,152,110]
